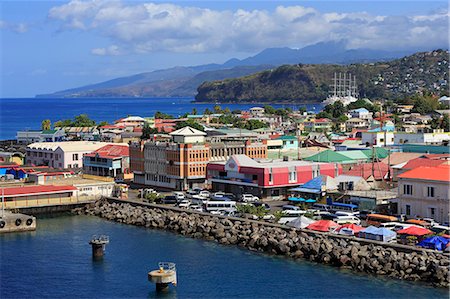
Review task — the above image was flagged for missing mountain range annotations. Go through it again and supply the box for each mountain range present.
[37,40,418,98]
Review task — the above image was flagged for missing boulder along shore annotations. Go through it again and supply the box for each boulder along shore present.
[74,199,449,288]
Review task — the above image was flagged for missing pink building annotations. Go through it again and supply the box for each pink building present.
[207,155,342,200]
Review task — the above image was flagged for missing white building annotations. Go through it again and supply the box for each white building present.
[348,108,372,120]
[392,165,450,224]
[249,107,265,117]
[394,131,450,145]
[26,141,114,168]
[169,126,207,144]
[361,131,395,147]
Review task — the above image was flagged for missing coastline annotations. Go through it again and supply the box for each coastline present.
[74,198,450,289]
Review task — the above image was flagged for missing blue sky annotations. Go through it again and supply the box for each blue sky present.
[1,0,448,98]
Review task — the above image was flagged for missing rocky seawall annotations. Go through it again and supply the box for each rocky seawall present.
[74,199,450,288]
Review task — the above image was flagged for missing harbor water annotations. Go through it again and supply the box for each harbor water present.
[1,215,447,299]
[0,97,322,140]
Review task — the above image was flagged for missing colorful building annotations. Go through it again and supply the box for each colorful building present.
[392,164,450,224]
[207,155,342,200]
[83,144,130,179]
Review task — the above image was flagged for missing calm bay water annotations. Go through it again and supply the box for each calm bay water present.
[1,215,447,299]
[0,97,322,140]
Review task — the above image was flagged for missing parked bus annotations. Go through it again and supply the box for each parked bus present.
[367,214,398,227]
[330,202,359,214]
[203,201,236,213]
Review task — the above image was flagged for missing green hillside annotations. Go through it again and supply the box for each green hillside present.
[195,49,448,103]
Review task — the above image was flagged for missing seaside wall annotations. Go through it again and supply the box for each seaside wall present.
[74,198,450,288]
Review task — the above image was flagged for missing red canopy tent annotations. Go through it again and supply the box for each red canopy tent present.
[306,220,339,232]
[397,226,432,236]
[336,223,364,233]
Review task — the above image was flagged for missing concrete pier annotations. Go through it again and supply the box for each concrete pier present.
[148,262,177,292]
[0,211,36,233]
[89,235,109,259]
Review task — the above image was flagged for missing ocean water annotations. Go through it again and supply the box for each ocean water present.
[0,98,322,140]
[0,215,447,299]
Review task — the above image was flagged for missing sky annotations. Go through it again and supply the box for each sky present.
[0,0,448,98]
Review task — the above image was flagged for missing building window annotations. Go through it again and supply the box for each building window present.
[73,154,79,160]
[427,186,435,198]
[403,184,413,195]
[429,207,435,217]
[406,205,411,216]
[289,169,297,182]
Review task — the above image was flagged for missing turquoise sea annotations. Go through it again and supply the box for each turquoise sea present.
[0,215,447,299]
[0,97,322,140]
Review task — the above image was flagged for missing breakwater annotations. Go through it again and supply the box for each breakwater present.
[74,199,450,288]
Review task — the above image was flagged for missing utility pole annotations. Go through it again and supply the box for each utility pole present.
[2,188,4,218]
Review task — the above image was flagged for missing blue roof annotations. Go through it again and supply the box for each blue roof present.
[418,236,450,251]
[330,202,358,209]
[289,187,321,194]
[301,176,323,190]
[288,197,305,202]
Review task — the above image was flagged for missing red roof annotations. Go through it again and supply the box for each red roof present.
[306,220,339,232]
[398,165,450,182]
[343,162,389,180]
[85,144,129,159]
[100,125,125,129]
[315,118,331,123]
[402,157,447,170]
[337,223,364,233]
[397,226,432,236]
[3,185,77,197]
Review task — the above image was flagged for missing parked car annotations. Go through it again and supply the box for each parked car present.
[159,195,177,204]
[189,204,203,212]
[173,192,185,201]
[262,214,275,221]
[252,202,270,211]
[241,194,259,202]
[177,199,191,208]
[430,225,450,235]
[282,205,301,211]
[358,210,375,220]
[312,203,331,212]
[198,190,211,198]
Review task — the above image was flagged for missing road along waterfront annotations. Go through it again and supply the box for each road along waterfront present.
[1,213,448,299]
[74,198,449,288]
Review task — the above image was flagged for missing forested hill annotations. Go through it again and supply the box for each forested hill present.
[195,49,449,103]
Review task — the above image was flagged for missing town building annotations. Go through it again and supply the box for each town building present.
[26,141,112,169]
[83,144,130,180]
[249,107,265,117]
[275,135,298,150]
[348,108,373,120]
[60,127,99,141]
[392,165,450,224]
[303,118,333,132]
[345,118,370,131]
[361,131,395,147]
[16,129,66,144]
[394,130,450,145]
[207,154,342,200]
[129,126,268,190]
[114,116,146,128]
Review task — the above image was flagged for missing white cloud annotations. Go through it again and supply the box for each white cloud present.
[91,45,120,56]
[0,20,28,33]
[47,1,449,53]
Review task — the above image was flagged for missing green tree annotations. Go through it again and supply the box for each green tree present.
[41,119,51,130]
[155,111,173,119]
[203,108,212,115]
[411,95,439,114]
[245,119,267,130]
[191,108,197,115]
[98,121,109,127]
[175,119,204,131]
[141,123,158,140]
[73,114,96,127]
[213,105,222,114]
[264,105,276,115]
[223,107,231,114]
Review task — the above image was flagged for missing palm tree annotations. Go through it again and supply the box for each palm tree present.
[41,119,51,130]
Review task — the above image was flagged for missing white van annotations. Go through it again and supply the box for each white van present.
[204,200,237,213]
[335,216,361,225]
[282,205,301,211]
[312,204,331,212]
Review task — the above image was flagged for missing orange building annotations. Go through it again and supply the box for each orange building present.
[130,126,267,190]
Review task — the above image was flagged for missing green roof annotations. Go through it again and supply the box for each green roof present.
[303,150,353,163]
[361,148,389,159]
[276,135,298,140]
[339,151,370,160]
[41,130,58,134]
